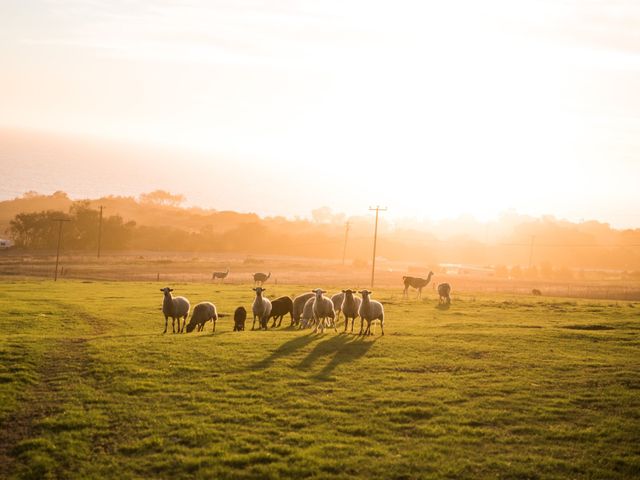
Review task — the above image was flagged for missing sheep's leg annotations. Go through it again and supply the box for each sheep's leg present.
[358,318,364,335]
[212,318,216,333]
[172,317,176,334]
[350,317,355,333]
[252,315,257,330]
[417,288,422,299]
[332,315,337,332]
[380,318,385,336]
[163,315,168,334]
[343,316,349,333]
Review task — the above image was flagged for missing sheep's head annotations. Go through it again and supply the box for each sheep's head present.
[359,290,372,298]
[185,321,196,333]
[311,288,326,297]
[342,289,356,297]
[253,287,266,295]
[160,287,174,295]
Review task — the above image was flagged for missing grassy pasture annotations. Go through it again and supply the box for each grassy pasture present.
[0,280,638,479]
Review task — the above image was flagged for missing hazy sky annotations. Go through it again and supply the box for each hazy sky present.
[1,1,640,227]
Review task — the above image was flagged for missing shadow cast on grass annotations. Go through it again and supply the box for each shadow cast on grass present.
[298,334,377,380]
[251,333,321,370]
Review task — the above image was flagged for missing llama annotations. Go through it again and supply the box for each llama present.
[402,271,434,299]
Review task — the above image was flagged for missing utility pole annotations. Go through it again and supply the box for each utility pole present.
[341,221,350,266]
[53,218,70,281]
[97,205,104,258]
[368,206,387,288]
[528,235,536,269]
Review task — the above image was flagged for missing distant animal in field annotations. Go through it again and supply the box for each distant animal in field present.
[253,272,271,286]
[252,287,272,330]
[268,296,293,328]
[233,306,247,331]
[160,287,190,334]
[341,289,362,333]
[358,290,384,336]
[438,283,451,304]
[292,292,315,327]
[532,289,542,296]
[212,268,229,282]
[185,302,218,333]
[403,271,434,299]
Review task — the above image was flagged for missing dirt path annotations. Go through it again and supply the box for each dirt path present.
[0,307,106,478]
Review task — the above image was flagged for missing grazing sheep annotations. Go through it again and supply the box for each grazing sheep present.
[403,272,434,299]
[253,272,271,286]
[212,268,229,282]
[358,290,384,336]
[331,292,345,325]
[312,288,336,333]
[233,306,247,331]
[292,292,315,327]
[299,297,316,329]
[341,289,362,333]
[160,287,190,334]
[438,283,452,304]
[268,296,293,328]
[252,287,272,330]
[532,288,542,296]
[185,302,218,333]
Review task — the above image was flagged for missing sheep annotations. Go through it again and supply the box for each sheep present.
[233,306,247,331]
[341,289,362,333]
[185,301,218,333]
[160,287,190,334]
[403,271,434,299]
[532,288,542,296]
[253,272,271,286]
[330,292,345,325]
[212,268,229,282]
[438,283,452,304]
[251,287,272,330]
[358,290,384,336]
[268,296,293,328]
[292,292,315,327]
[312,288,336,333]
[299,297,316,329]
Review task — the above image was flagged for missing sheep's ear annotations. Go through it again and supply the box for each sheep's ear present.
[321,290,327,293]
[160,289,164,292]
[169,288,174,292]
[341,290,346,293]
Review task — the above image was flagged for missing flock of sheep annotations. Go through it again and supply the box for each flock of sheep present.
[160,285,385,336]
[161,271,452,336]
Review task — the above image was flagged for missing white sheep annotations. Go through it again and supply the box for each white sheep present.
[160,287,190,334]
[185,301,218,333]
[312,288,336,333]
[299,297,316,329]
[330,292,345,326]
[252,287,272,330]
[292,292,315,327]
[341,289,362,333]
[358,290,385,336]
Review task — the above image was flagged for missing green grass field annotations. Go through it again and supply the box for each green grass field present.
[0,280,638,479]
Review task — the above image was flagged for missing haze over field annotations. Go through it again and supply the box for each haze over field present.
[1,1,640,227]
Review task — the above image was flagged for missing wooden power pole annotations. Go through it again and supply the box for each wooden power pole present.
[368,206,387,288]
[341,221,350,266]
[97,205,104,258]
[53,218,70,281]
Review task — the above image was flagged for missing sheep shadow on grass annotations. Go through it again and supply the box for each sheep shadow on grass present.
[250,333,321,370]
[298,335,377,381]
